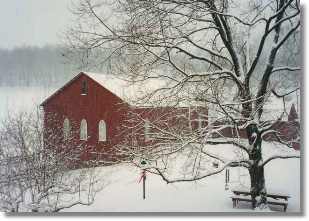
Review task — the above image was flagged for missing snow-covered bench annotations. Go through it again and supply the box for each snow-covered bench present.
[232,189,290,201]
[231,195,288,211]
[231,189,290,211]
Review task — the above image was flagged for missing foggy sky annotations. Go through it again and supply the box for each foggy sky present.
[0,0,73,49]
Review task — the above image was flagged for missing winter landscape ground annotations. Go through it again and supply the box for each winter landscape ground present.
[63,153,300,212]
[0,87,301,213]
[60,139,300,213]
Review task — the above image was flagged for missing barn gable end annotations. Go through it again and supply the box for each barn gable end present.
[41,72,131,163]
[41,72,127,107]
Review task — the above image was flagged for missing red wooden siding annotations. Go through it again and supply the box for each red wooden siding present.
[42,73,130,163]
[41,72,300,166]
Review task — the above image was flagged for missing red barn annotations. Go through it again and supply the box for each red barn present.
[41,72,207,165]
[41,71,300,167]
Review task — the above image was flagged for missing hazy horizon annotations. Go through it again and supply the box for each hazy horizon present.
[0,0,73,49]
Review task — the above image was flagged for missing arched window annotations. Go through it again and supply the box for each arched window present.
[80,119,88,140]
[98,120,107,141]
[144,119,150,142]
[81,80,88,95]
[63,118,70,140]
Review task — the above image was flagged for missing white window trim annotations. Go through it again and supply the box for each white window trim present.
[98,120,107,142]
[63,118,70,141]
[80,119,88,141]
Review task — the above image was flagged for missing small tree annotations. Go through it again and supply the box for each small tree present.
[66,0,301,209]
[0,110,107,212]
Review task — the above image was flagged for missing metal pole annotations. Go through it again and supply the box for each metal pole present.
[143,171,146,200]
[227,169,230,183]
[225,168,230,190]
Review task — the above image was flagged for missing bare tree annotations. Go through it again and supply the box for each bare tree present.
[66,0,301,209]
[0,110,107,212]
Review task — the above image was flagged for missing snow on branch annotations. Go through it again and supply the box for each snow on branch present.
[262,154,300,167]
[271,87,300,98]
[205,140,249,156]
[153,159,251,184]
[271,67,301,74]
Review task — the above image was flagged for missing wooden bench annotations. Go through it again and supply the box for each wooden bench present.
[231,196,252,208]
[232,190,290,201]
[268,200,288,212]
[231,190,290,212]
[231,196,288,211]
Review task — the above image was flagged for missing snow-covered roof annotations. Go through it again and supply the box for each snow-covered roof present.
[85,72,133,100]
[41,71,167,106]
[84,72,168,104]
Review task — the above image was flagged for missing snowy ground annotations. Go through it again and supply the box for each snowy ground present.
[0,87,56,121]
[0,87,301,213]
[62,142,300,213]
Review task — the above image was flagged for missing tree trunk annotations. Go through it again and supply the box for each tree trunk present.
[246,124,268,209]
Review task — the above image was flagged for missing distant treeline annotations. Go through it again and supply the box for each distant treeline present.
[0,38,300,89]
[0,46,78,87]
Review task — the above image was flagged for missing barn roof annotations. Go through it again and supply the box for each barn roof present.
[40,71,165,106]
[84,72,144,102]
[84,72,171,105]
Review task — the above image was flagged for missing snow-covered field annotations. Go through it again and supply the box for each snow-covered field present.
[62,142,300,213]
[0,87,56,121]
[0,87,301,213]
